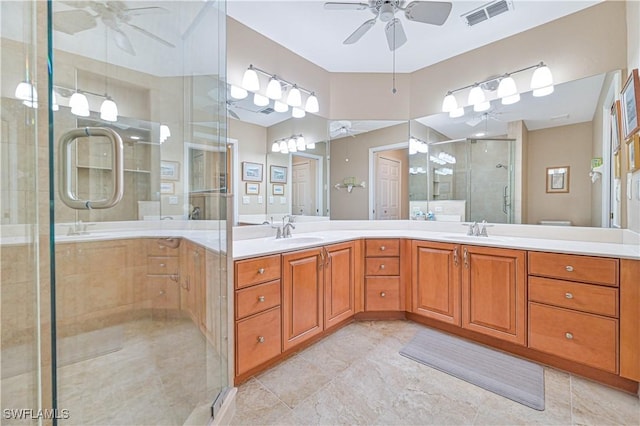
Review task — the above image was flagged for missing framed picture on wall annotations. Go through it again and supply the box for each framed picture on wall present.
[270,165,287,183]
[621,68,639,139]
[242,162,263,182]
[546,166,570,193]
[272,184,284,195]
[160,161,180,180]
[245,182,260,195]
[628,133,640,172]
[160,182,174,194]
[611,99,623,153]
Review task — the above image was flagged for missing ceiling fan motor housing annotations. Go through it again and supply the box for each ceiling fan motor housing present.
[369,0,405,20]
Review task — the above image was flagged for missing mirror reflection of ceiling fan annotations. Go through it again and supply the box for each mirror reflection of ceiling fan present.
[324,0,453,50]
[53,1,175,56]
[329,120,364,138]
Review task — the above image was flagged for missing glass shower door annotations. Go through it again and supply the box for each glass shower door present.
[49,1,227,425]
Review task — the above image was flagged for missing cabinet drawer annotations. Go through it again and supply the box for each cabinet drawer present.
[529,276,618,317]
[528,302,617,373]
[365,239,400,257]
[365,257,400,276]
[528,252,618,287]
[147,256,179,275]
[235,255,281,289]
[365,277,401,311]
[147,238,180,256]
[235,280,281,320]
[144,276,179,310]
[236,307,282,376]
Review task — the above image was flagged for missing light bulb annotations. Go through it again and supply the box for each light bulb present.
[279,140,288,153]
[305,93,319,113]
[241,66,260,91]
[442,93,457,112]
[292,107,305,118]
[274,100,288,113]
[100,98,118,122]
[230,85,248,99]
[288,138,297,151]
[69,92,89,117]
[253,93,269,107]
[271,141,280,152]
[266,78,282,100]
[287,86,302,107]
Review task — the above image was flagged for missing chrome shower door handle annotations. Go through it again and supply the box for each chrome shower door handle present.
[59,127,124,210]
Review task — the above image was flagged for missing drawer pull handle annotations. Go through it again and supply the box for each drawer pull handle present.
[258,296,265,302]
[565,292,573,299]
[257,336,265,343]
[380,246,386,251]
[380,292,386,297]
[565,332,574,340]
[258,268,265,274]
[380,264,385,270]
[565,265,574,272]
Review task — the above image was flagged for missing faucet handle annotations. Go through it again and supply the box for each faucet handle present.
[463,222,477,236]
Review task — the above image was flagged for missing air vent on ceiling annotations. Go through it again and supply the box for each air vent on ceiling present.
[259,107,275,115]
[461,0,513,27]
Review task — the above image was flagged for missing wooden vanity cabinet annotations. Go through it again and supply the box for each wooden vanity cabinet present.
[411,240,461,326]
[527,251,619,373]
[323,241,356,330]
[364,238,403,311]
[180,239,206,328]
[145,238,181,310]
[461,245,527,346]
[620,259,640,381]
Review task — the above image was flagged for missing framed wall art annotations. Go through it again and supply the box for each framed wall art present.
[546,166,570,193]
[270,165,287,183]
[621,68,639,139]
[242,161,263,182]
[628,133,640,172]
[245,182,260,195]
[272,184,284,195]
[160,161,180,180]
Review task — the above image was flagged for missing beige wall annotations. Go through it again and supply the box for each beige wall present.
[230,119,267,216]
[527,122,593,226]
[626,0,640,233]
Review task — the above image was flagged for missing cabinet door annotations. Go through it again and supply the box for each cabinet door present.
[282,248,324,351]
[193,245,206,330]
[179,241,197,321]
[411,240,461,326]
[462,245,526,345]
[324,242,355,329]
[620,259,640,381]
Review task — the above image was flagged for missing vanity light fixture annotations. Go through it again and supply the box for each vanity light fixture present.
[230,85,248,100]
[15,80,38,108]
[253,93,270,107]
[272,134,313,153]
[274,100,289,113]
[291,107,306,118]
[99,97,118,122]
[441,61,554,116]
[241,65,260,91]
[266,77,283,100]
[69,92,90,117]
[287,86,302,107]
[271,141,281,152]
[160,125,171,143]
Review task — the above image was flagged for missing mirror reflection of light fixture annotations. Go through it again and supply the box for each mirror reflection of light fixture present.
[266,77,283,99]
[279,140,288,153]
[441,61,554,117]
[15,81,38,108]
[160,124,171,143]
[52,90,59,111]
[271,141,281,152]
[287,86,302,107]
[241,65,260,91]
[69,92,90,117]
[292,107,305,118]
[100,98,118,122]
[253,93,269,107]
[230,85,248,99]
[274,100,288,113]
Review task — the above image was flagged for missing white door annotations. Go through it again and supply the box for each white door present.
[292,160,311,215]
[375,155,401,219]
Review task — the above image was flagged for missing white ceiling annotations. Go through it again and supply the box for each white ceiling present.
[227,0,603,73]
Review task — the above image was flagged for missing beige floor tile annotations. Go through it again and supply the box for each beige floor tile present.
[571,375,640,425]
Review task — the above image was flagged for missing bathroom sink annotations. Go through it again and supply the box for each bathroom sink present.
[272,236,325,245]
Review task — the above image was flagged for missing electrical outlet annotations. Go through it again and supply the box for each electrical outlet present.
[242,196,250,205]
[280,196,287,204]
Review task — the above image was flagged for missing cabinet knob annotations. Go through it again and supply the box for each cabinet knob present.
[258,296,265,303]
[380,292,386,297]
[258,268,265,274]
[565,292,573,299]
[565,265,574,272]
[380,246,386,251]
[257,336,265,343]
[565,332,574,340]
[380,264,385,270]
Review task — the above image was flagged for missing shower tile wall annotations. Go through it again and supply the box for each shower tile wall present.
[469,139,512,223]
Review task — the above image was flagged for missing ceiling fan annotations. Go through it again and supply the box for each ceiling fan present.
[330,120,363,138]
[324,0,453,51]
[53,1,175,56]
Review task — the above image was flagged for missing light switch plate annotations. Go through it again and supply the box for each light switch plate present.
[627,173,632,200]
[242,196,250,205]
[280,196,287,204]
[258,196,263,204]
[168,196,178,205]
[636,177,640,200]
[268,196,274,204]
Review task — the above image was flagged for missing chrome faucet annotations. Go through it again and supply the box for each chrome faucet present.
[282,215,296,238]
[270,216,283,239]
[465,220,490,237]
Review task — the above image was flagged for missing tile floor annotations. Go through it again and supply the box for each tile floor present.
[230,320,640,425]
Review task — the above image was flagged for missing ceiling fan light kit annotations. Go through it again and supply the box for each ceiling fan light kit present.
[442,61,554,117]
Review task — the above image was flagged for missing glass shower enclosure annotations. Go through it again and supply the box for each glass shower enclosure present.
[1,1,229,424]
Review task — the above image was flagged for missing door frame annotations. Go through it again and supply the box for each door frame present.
[368,142,408,220]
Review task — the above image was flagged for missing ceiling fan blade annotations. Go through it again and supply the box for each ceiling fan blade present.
[113,28,136,55]
[404,1,452,25]
[385,18,407,51]
[324,2,369,10]
[124,6,170,16]
[343,18,376,44]
[126,23,176,48]
[53,10,97,34]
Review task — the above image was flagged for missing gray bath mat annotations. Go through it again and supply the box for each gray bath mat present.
[400,327,545,410]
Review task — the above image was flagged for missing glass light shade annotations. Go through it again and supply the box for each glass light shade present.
[271,141,281,152]
[266,78,282,100]
[531,65,553,91]
[501,93,520,105]
[409,138,418,155]
[297,136,305,146]
[292,107,305,118]
[473,101,490,112]
[160,125,171,143]
[468,86,485,106]
[297,139,306,151]
[69,92,89,117]
[52,91,59,111]
[100,98,118,122]
[417,142,428,154]
[279,140,288,153]
[307,142,316,149]
[288,138,297,151]
[286,86,302,107]
[15,81,36,102]
[253,93,269,107]
[305,94,319,113]
[241,67,260,91]
[441,93,457,112]
[274,100,288,113]
[497,76,518,98]
[449,107,464,118]
[230,85,248,99]
[533,85,554,97]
